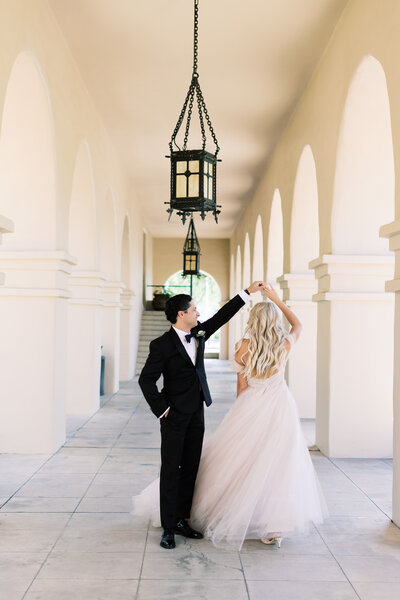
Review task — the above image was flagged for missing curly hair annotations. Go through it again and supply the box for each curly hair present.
[239,301,289,379]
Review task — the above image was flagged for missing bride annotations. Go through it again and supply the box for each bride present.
[133,283,327,550]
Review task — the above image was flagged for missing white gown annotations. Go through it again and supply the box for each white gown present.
[132,335,328,549]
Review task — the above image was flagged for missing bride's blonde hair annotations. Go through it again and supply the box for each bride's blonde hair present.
[239,301,289,379]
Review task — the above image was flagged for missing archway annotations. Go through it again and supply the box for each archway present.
[66,141,101,415]
[252,215,264,303]
[266,189,283,287]
[313,55,395,459]
[165,270,222,356]
[100,187,121,394]
[234,245,243,343]
[120,215,136,380]
[286,145,319,419]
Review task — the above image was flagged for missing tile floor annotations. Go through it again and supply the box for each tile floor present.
[0,360,399,599]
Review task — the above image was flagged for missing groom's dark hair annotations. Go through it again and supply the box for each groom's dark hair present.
[165,294,192,324]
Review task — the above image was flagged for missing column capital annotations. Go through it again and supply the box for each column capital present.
[0,215,14,242]
[277,272,317,304]
[69,270,106,306]
[102,280,125,307]
[309,254,394,302]
[0,250,76,298]
[120,288,135,310]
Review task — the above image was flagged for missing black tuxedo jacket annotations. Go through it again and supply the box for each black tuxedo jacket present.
[138,294,246,417]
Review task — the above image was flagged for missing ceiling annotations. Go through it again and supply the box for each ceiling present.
[50,0,348,238]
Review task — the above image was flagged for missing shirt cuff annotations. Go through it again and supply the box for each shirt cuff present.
[159,406,170,419]
[238,289,251,303]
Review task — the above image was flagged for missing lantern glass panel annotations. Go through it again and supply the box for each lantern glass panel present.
[176,161,187,174]
[189,160,199,173]
[176,175,187,198]
[188,174,199,197]
[204,175,208,199]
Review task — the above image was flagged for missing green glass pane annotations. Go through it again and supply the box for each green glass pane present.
[189,160,199,173]
[188,174,199,197]
[209,163,213,176]
[176,175,187,198]
[176,161,187,174]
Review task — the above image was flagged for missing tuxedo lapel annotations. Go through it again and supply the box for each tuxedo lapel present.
[169,327,194,368]
[195,335,205,368]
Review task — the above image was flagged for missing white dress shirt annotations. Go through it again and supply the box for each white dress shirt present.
[159,289,250,418]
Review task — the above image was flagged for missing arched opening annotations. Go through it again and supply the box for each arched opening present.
[287,145,319,421]
[234,245,243,343]
[66,141,100,415]
[291,145,319,271]
[266,189,283,286]
[252,215,264,303]
[315,55,395,459]
[100,187,120,394]
[229,253,236,357]
[165,270,222,356]
[120,215,135,380]
[242,233,251,332]
[0,51,58,249]
[68,141,97,269]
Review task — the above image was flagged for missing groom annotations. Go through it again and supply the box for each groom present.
[139,281,264,548]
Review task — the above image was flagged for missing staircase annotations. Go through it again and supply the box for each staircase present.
[135,310,170,375]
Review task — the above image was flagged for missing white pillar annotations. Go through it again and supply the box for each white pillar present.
[310,255,394,458]
[102,281,124,394]
[0,215,14,285]
[0,251,75,453]
[119,288,136,381]
[277,273,317,418]
[66,271,105,415]
[380,220,400,527]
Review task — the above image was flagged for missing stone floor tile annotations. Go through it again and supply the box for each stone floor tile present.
[0,513,70,530]
[316,516,393,536]
[0,580,32,600]
[320,532,400,557]
[337,555,400,582]
[2,497,80,512]
[54,526,147,553]
[66,511,148,532]
[141,550,243,580]
[241,553,346,581]
[15,473,94,498]
[0,552,47,581]
[247,581,358,600]
[353,582,400,599]
[0,528,60,552]
[137,579,248,599]
[37,453,106,474]
[25,579,138,600]
[37,551,143,580]
[76,496,133,512]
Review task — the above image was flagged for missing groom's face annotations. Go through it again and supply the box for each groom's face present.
[181,299,200,329]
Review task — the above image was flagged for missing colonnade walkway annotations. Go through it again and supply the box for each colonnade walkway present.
[0,360,399,600]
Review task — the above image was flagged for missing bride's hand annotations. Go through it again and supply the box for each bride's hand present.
[262,283,281,304]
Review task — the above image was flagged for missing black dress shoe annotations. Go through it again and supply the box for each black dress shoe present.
[160,528,175,549]
[174,519,203,539]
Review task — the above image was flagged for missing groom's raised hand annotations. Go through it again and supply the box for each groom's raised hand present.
[246,281,266,294]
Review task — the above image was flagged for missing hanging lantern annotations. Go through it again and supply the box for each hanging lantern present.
[183,216,201,275]
[166,0,221,225]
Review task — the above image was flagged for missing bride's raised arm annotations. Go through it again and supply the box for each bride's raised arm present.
[262,284,302,343]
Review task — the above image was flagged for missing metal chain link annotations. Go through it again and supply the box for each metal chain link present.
[169,0,220,155]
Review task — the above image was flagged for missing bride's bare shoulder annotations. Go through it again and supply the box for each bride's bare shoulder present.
[234,338,250,365]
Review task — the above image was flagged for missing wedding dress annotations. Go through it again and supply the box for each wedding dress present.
[132,334,328,549]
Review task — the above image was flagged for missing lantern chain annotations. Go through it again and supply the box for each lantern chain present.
[169,0,220,156]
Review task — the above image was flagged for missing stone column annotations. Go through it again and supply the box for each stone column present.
[380,220,400,527]
[102,281,124,394]
[310,255,394,458]
[0,215,14,285]
[277,273,317,418]
[119,288,136,381]
[0,251,75,453]
[66,271,105,415]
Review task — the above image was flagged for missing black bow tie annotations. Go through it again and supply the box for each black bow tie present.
[185,332,194,343]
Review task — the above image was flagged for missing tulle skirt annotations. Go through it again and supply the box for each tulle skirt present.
[132,372,328,550]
